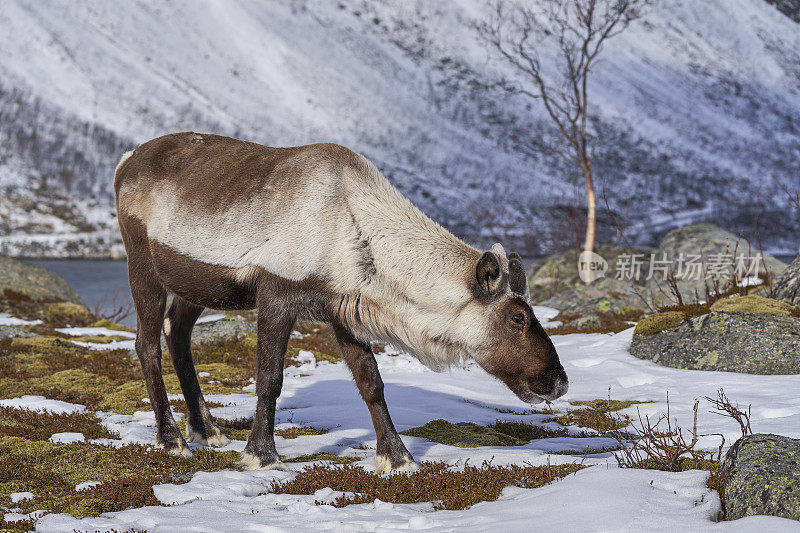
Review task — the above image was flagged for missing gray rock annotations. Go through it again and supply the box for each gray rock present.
[528,244,654,306]
[722,434,800,522]
[772,256,800,304]
[642,223,786,307]
[191,315,256,345]
[0,255,83,304]
[630,311,800,374]
[0,325,38,340]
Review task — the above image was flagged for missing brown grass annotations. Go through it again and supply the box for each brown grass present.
[547,308,644,335]
[0,406,118,441]
[275,426,327,439]
[271,461,585,510]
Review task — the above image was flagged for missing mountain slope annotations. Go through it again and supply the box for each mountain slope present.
[0,0,798,257]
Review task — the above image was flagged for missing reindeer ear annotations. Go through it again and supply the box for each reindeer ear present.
[475,251,503,296]
[507,251,531,301]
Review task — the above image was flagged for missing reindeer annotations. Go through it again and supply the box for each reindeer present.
[114,133,568,473]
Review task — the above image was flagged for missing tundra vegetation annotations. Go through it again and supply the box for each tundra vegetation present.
[0,284,770,528]
[0,294,582,529]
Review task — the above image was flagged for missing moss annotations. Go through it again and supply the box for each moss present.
[0,436,239,519]
[633,311,686,336]
[546,407,629,433]
[710,295,795,316]
[570,399,653,411]
[90,319,136,333]
[39,302,95,326]
[401,419,528,447]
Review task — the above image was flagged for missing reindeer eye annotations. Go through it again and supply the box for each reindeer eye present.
[511,313,526,327]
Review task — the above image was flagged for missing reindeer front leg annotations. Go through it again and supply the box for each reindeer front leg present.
[239,303,294,470]
[332,324,418,474]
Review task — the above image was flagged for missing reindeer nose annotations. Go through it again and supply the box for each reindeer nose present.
[540,348,568,400]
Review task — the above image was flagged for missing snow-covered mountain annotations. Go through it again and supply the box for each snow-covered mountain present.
[1,0,798,257]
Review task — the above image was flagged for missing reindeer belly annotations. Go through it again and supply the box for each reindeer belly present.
[150,241,257,309]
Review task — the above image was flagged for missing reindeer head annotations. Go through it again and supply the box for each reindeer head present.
[466,244,568,404]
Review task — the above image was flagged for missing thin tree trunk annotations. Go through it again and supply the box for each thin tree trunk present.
[582,162,596,261]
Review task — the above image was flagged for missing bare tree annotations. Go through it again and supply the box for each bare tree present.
[476,0,646,264]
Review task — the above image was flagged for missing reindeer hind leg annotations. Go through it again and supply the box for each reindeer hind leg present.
[165,297,229,448]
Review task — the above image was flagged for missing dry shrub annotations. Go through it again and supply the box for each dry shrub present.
[613,390,752,473]
[547,308,644,335]
[275,426,327,439]
[271,461,585,510]
[0,406,118,441]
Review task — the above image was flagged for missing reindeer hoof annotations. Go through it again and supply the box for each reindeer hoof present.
[238,450,292,472]
[374,453,419,474]
[187,424,230,448]
[157,438,193,459]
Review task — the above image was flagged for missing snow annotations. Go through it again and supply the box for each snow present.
[532,305,562,328]
[1,1,799,256]
[49,432,86,444]
[9,492,34,503]
[11,326,800,530]
[55,326,136,338]
[70,339,136,351]
[75,481,101,492]
[195,313,227,325]
[0,312,41,326]
[0,395,86,414]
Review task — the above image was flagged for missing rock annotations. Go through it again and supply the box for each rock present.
[527,245,653,330]
[190,315,257,345]
[528,245,654,307]
[0,255,83,305]
[643,223,786,306]
[772,256,800,304]
[0,325,37,340]
[630,306,800,374]
[722,434,800,521]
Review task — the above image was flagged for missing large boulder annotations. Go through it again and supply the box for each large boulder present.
[190,314,257,345]
[772,256,800,304]
[0,255,82,304]
[630,296,800,374]
[642,223,785,306]
[722,434,800,521]
[528,245,654,317]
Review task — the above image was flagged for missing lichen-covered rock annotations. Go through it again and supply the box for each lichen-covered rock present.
[190,315,257,345]
[722,434,800,521]
[772,256,800,304]
[0,255,82,305]
[643,223,785,306]
[0,325,37,340]
[630,311,800,374]
[527,245,654,311]
[710,295,796,315]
